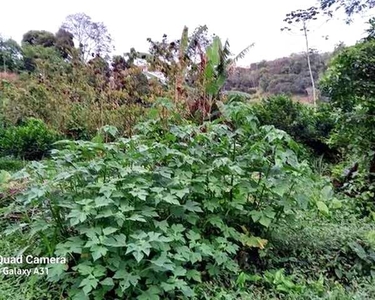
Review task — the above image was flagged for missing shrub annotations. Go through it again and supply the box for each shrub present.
[0,118,60,160]
[0,57,149,140]
[251,95,336,158]
[0,157,26,172]
[320,39,375,213]
[4,102,331,299]
[267,217,375,283]
[320,40,375,107]
[252,95,308,133]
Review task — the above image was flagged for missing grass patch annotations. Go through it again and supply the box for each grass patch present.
[0,156,27,172]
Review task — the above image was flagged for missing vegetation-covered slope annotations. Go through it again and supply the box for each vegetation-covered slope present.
[225,51,331,98]
[1,3,375,299]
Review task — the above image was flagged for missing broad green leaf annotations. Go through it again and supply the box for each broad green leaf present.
[79,275,99,295]
[151,253,175,271]
[129,188,148,201]
[321,185,334,199]
[250,210,262,223]
[317,201,329,215]
[137,286,161,300]
[92,265,106,278]
[163,194,180,205]
[90,245,108,261]
[101,125,118,137]
[55,237,84,255]
[186,269,202,282]
[5,223,29,236]
[186,230,201,242]
[0,170,11,184]
[330,199,343,209]
[68,210,88,226]
[154,220,169,232]
[100,277,114,286]
[113,270,140,291]
[102,234,127,247]
[183,200,203,212]
[128,214,147,222]
[46,263,68,282]
[73,263,94,276]
[71,290,89,300]
[103,227,118,235]
[349,241,368,260]
[132,250,144,263]
[273,181,289,197]
[126,241,151,263]
[259,216,272,228]
[95,196,113,208]
[171,187,190,199]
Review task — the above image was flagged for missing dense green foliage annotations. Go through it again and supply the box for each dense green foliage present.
[0,118,60,160]
[0,157,26,172]
[2,102,332,299]
[1,9,375,300]
[0,36,23,73]
[321,38,375,213]
[269,217,375,283]
[321,40,375,106]
[225,51,330,97]
[0,51,149,139]
[251,96,335,158]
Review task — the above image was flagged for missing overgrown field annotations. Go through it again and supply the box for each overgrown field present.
[1,100,374,299]
[1,6,375,299]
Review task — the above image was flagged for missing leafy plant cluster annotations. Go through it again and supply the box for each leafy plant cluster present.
[197,210,375,299]
[250,95,336,159]
[320,38,375,213]
[0,118,60,160]
[267,216,375,283]
[0,53,151,140]
[3,102,331,299]
[0,156,26,172]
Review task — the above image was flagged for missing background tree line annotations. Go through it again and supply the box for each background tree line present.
[224,50,332,97]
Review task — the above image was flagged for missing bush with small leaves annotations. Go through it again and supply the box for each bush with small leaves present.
[320,39,375,213]
[251,95,336,158]
[0,118,60,160]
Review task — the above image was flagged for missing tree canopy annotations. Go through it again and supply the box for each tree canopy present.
[320,0,375,18]
[22,30,56,47]
[61,13,113,61]
[0,36,23,72]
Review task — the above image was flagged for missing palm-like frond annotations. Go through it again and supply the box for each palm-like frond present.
[233,43,255,63]
[217,39,231,76]
[221,40,232,61]
[227,43,254,74]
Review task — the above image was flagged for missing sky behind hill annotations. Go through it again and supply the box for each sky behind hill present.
[1,0,374,65]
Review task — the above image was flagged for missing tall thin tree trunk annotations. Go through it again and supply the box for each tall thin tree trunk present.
[303,22,317,109]
[1,41,6,73]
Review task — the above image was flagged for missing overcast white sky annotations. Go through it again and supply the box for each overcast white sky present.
[1,0,374,65]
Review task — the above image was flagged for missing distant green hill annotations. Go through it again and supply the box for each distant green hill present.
[225,51,332,98]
